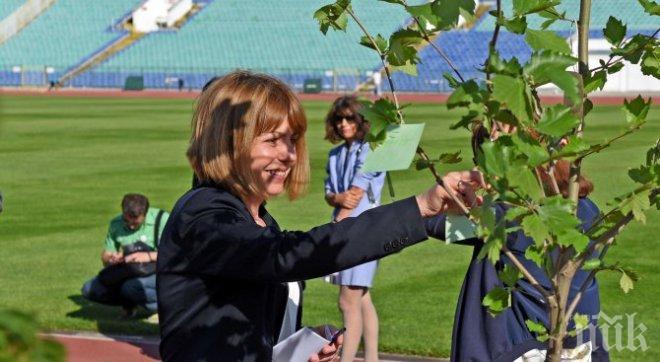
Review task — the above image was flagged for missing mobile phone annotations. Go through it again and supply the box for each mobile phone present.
[328,327,346,344]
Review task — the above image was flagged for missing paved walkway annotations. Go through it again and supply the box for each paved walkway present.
[48,332,448,362]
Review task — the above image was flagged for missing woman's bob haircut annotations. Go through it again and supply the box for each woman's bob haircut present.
[187,71,309,200]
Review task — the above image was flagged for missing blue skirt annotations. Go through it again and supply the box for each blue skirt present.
[329,260,378,287]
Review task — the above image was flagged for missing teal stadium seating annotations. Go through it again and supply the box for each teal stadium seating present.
[0,0,656,90]
[90,0,417,89]
[0,0,141,71]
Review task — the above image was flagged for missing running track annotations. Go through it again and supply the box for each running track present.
[48,332,447,362]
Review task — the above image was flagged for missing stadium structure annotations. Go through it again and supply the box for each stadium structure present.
[0,0,658,93]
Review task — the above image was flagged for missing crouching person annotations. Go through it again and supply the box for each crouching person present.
[82,193,169,318]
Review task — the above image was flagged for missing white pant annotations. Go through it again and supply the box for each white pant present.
[514,341,592,362]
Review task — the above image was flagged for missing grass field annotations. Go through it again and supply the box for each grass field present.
[0,95,658,359]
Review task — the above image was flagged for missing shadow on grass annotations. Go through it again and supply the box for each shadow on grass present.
[66,295,160,360]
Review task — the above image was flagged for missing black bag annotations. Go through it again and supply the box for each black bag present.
[97,210,165,287]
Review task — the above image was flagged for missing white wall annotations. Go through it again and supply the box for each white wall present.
[132,0,192,33]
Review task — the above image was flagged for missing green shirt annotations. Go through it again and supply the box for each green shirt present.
[104,208,170,252]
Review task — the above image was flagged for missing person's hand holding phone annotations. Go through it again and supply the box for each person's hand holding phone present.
[308,325,345,362]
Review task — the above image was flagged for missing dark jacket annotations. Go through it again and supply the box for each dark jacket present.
[157,184,428,361]
[426,198,609,362]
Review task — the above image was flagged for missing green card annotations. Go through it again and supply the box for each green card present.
[445,214,477,244]
[362,123,425,172]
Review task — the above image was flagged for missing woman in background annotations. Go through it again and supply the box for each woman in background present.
[324,96,385,362]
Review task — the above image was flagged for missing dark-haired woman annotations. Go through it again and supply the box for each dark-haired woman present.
[323,96,384,362]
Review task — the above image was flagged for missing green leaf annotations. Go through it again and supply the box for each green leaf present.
[583,258,602,270]
[573,314,590,332]
[641,47,660,79]
[492,75,532,123]
[415,158,432,170]
[359,98,399,139]
[487,51,524,76]
[511,132,549,167]
[443,72,461,88]
[439,150,463,164]
[507,164,543,200]
[608,62,625,74]
[483,287,511,315]
[479,141,509,177]
[379,0,405,4]
[525,29,571,54]
[450,110,481,130]
[391,61,418,76]
[618,189,652,223]
[523,50,577,85]
[431,0,476,30]
[499,264,521,287]
[583,98,594,116]
[638,0,660,16]
[498,16,528,34]
[646,139,660,166]
[554,135,591,159]
[549,71,581,106]
[556,228,590,251]
[525,319,548,336]
[387,29,423,67]
[628,166,655,184]
[538,196,580,230]
[446,80,484,108]
[620,270,636,293]
[536,105,580,137]
[521,214,550,246]
[513,0,561,16]
[522,51,580,104]
[584,70,607,93]
[359,34,388,53]
[506,206,531,222]
[603,17,627,46]
[622,95,652,127]
[612,34,648,64]
[406,3,440,31]
[525,246,544,266]
[314,1,351,35]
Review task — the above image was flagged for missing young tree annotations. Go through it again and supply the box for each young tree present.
[315,0,659,360]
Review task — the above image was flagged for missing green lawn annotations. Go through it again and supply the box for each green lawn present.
[0,95,657,359]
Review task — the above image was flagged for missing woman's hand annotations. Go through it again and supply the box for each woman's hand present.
[124,252,154,264]
[308,325,343,362]
[416,170,484,218]
[334,208,353,222]
[328,188,363,209]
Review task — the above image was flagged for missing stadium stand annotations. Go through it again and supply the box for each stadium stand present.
[387,0,659,92]
[0,0,657,92]
[83,0,417,90]
[0,0,141,86]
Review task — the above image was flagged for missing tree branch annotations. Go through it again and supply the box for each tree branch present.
[502,245,552,299]
[401,0,466,83]
[486,0,502,82]
[588,27,660,73]
[345,7,404,123]
[564,212,635,320]
[345,6,471,214]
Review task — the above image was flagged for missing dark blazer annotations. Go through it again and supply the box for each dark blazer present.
[157,183,428,362]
